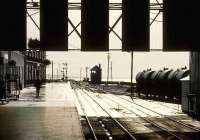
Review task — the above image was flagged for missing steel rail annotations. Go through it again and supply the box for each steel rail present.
[90,84,180,111]
[117,95,200,132]
[72,82,137,140]
[85,84,195,139]
[91,84,200,132]
[71,83,98,140]
[104,95,184,140]
[72,81,137,140]
[73,81,192,140]
[71,81,113,140]
[78,89,115,140]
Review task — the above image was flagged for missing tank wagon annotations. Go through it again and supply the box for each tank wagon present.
[135,67,189,102]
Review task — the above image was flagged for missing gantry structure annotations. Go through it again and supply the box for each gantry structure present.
[26,0,163,51]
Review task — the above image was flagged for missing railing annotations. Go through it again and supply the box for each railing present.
[25,50,46,64]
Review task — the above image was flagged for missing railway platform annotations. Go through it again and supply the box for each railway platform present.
[0,82,84,140]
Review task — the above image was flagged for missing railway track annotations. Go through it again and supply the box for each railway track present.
[71,81,200,139]
[117,96,200,131]
[88,83,200,133]
[71,81,137,140]
[72,86,98,140]
[143,99,181,111]
[89,84,180,111]
[85,90,187,140]
[81,81,200,139]
[104,95,200,140]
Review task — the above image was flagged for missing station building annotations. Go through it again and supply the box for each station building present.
[0,50,47,91]
[25,49,46,86]
[90,64,102,84]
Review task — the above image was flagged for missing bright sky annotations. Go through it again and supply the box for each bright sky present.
[27,0,189,82]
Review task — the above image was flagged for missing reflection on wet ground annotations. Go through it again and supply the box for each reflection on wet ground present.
[0,82,84,140]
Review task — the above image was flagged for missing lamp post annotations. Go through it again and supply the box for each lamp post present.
[107,53,110,85]
[80,67,82,81]
[110,61,113,82]
[51,61,53,81]
[130,51,134,96]
[86,66,89,81]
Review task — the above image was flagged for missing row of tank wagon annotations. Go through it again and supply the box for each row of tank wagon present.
[135,67,189,101]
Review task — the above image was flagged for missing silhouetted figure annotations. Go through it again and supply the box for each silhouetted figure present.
[34,79,41,98]
[0,77,6,103]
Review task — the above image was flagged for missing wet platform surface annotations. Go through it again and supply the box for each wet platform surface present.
[0,82,84,140]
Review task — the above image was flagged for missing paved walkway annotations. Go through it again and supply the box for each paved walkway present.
[0,82,85,140]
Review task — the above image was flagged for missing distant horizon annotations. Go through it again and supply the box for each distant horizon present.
[46,74,133,82]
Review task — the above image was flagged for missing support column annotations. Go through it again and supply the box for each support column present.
[130,51,134,95]
[190,52,200,119]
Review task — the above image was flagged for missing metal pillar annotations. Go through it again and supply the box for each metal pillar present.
[86,67,88,80]
[110,61,113,81]
[107,53,110,84]
[130,51,134,95]
[51,61,53,81]
[190,52,200,119]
